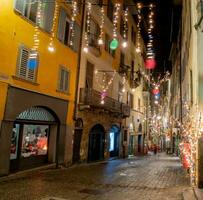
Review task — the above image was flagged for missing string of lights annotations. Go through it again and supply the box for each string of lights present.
[83,1,91,53]
[48,0,59,52]
[122,7,129,48]
[69,0,78,46]
[29,0,42,60]
[94,70,116,104]
[98,6,105,45]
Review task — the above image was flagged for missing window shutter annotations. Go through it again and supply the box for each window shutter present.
[73,23,81,52]
[14,0,25,14]
[59,67,69,92]
[59,69,65,90]
[86,61,94,88]
[64,70,69,91]
[42,0,55,32]
[57,8,67,42]
[17,46,37,82]
[18,48,29,78]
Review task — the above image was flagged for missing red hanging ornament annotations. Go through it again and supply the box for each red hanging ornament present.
[145,58,156,69]
[152,88,160,95]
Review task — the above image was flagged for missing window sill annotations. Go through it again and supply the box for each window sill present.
[56,89,71,95]
[12,76,39,86]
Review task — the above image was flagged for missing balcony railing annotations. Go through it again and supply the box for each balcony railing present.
[79,88,130,118]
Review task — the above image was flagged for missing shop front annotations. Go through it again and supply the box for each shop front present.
[0,86,68,176]
[10,107,58,172]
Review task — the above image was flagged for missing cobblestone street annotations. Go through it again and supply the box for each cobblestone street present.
[0,153,190,200]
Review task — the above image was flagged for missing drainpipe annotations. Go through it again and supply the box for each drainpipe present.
[179,15,183,132]
[73,0,86,121]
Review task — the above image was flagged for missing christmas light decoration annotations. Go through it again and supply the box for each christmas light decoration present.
[146,3,155,60]
[28,0,42,69]
[152,88,160,95]
[122,8,129,48]
[110,3,121,50]
[94,70,116,104]
[48,0,59,53]
[98,6,105,45]
[83,1,91,53]
[69,0,78,46]
[145,58,156,69]
[136,3,142,53]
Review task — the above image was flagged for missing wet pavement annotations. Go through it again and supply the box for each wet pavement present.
[0,153,190,200]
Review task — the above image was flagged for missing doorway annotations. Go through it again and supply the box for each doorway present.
[129,135,135,155]
[72,129,83,163]
[109,125,120,157]
[138,135,142,153]
[88,124,105,162]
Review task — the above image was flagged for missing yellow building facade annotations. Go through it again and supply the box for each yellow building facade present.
[0,0,80,175]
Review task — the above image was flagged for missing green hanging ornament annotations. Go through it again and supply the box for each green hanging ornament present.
[110,39,119,50]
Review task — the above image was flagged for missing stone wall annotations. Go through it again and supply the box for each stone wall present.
[78,109,123,162]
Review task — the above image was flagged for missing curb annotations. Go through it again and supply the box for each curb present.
[0,163,56,183]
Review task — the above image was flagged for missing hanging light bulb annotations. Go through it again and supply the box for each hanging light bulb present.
[136,47,141,53]
[122,41,128,48]
[83,47,89,53]
[48,44,55,52]
[98,38,104,45]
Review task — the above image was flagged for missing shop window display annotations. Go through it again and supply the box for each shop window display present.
[21,125,49,158]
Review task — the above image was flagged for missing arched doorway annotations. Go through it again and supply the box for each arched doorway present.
[88,124,105,162]
[10,106,59,172]
[109,125,120,158]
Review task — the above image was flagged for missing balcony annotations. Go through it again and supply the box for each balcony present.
[79,88,130,118]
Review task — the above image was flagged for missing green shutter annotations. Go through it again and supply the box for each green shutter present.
[42,0,55,32]
[57,8,67,42]
[73,23,81,52]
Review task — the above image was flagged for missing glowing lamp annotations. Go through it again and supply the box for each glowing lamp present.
[145,58,156,69]
[110,39,119,50]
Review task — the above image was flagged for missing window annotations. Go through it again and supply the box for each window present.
[131,26,136,44]
[14,0,55,33]
[89,18,100,49]
[105,34,115,57]
[21,125,49,158]
[138,98,141,111]
[58,66,70,92]
[86,61,94,88]
[118,82,123,102]
[129,94,134,109]
[107,0,114,22]
[120,53,125,66]
[16,45,38,82]
[131,60,135,83]
[120,17,128,39]
[58,8,81,51]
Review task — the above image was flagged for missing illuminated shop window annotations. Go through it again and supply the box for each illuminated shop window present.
[21,125,49,158]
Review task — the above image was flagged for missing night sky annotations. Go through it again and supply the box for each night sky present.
[133,0,182,76]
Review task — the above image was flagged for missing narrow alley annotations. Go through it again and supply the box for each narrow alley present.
[0,153,190,200]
